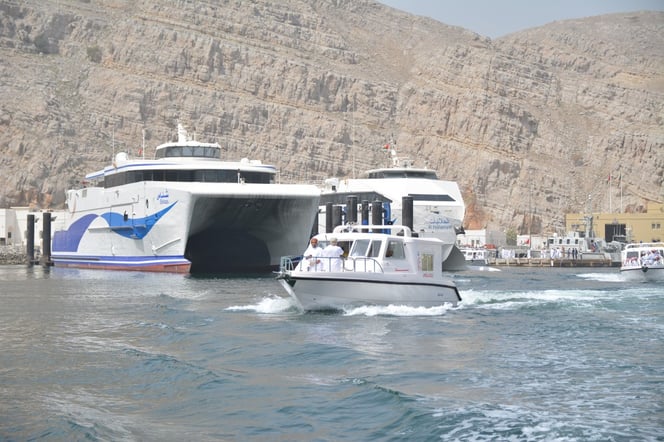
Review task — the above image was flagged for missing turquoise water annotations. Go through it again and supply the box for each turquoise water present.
[0,265,662,441]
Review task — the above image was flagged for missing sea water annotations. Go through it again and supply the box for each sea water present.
[0,265,661,441]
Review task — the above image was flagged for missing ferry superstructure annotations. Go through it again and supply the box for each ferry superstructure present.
[318,147,465,267]
[52,125,320,273]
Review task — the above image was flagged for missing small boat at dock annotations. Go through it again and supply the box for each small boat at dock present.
[460,247,493,266]
[276,224,461,311]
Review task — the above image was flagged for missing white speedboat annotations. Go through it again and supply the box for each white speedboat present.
[620,242,664,282]
[319,146,466,269]
[51,125,320,273]
[277,224,461,311]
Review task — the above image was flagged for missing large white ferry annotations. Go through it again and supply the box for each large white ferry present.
[52,125,320,273]
[318,146,466,269]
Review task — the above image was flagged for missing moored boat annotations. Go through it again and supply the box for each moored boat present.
[51,124,320,273]
[277,224,461,311]
[460,247,493,266]
[620,242,664,281]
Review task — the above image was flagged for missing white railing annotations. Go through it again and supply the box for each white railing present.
[279,255,384,273]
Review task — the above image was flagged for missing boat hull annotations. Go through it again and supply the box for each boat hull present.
[51,256,191,273]
[619,242,664,282]
[279,272,460,311]
[620,265,664,282]
[52,181,319,273]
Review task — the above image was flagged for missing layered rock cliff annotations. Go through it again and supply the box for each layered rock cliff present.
[0,0,662,233]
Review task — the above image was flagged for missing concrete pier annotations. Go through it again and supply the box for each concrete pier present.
[489,257,614,267]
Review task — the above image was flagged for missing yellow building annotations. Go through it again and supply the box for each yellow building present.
[565,202,664,243]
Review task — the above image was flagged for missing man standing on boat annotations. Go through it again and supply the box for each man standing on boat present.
[322,237,344,272]
[303,237,324,271]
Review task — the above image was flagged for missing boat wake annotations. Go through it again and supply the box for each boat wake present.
[576,272,625,282]
[469,265,502,272]
[227,296,457,316]
[225,295,297,314]
[458,288,613,309]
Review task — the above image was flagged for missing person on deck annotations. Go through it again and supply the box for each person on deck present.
[302,237,323,271]
[322,237,344,272]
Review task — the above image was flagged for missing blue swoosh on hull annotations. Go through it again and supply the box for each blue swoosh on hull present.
[52,202,177,252]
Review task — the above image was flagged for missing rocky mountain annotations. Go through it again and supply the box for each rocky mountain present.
[0,0,662,233]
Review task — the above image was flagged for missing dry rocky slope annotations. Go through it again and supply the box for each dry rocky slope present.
[0,0,662,233]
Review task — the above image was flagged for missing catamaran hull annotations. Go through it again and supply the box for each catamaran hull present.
[51,256,191,273]
[52,182,319,273]
[279,273,460,311]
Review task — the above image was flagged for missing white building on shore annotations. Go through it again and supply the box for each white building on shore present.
[0,207,67,249]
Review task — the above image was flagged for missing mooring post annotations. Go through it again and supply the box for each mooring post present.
[332,205,343,230]
[347,195,358,224]
[361,200,369,225]
[26,214,35,266]
[371,200,382,231]
[402,195,414,231]
[325,202,334,233]
[41,212,53,267]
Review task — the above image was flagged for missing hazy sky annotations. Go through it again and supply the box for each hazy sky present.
[378,0,664,38]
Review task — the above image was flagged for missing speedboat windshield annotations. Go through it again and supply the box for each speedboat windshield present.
[350,239,382,257]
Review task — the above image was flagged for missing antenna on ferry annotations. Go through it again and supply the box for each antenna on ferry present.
[177,123,186,143]
[141,129,145,160]
[351,111,355,179]
[389,135,399,167]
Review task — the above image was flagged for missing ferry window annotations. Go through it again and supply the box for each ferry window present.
[101,167,275,187]
[420,253,434,272]
[195,170,215,182]
[182,146,193,157]
[242,171,275,184]
[368,170,438,179]
[220,170,237,182]
[166,147,182,157]
[385,240,405,259]
[177,170,195,181]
